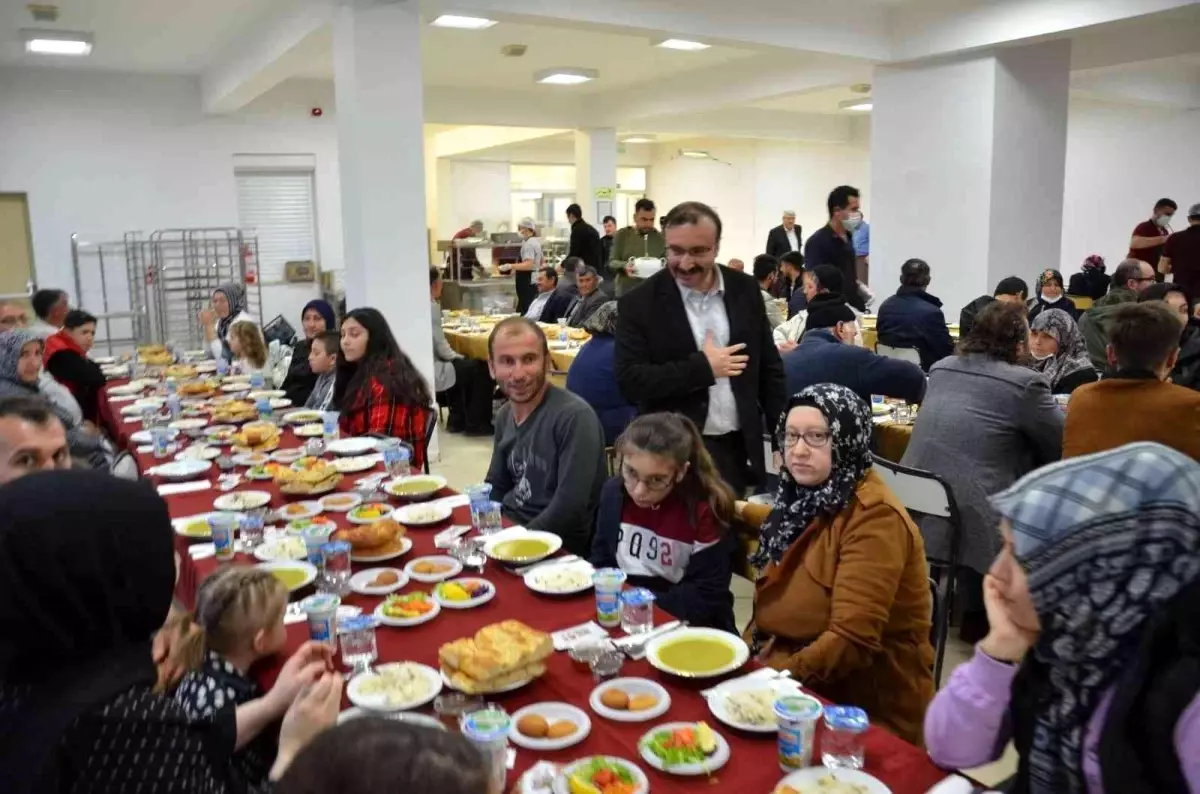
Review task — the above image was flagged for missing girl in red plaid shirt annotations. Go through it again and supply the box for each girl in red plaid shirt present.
[333,308,434,470]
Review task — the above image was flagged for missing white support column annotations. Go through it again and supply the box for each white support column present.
[574,128,618,227]
[334,0,433,389]
[869,40,1070,318]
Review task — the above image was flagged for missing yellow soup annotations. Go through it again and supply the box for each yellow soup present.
[655,638,736,673]
[490,539,550,561]
[271,568,310,590]
[184,521,211,537]
[390,478,439,496]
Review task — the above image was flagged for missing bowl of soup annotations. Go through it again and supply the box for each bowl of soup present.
[646,628,750,679]
[384,474,448,501]
[256,560,318,593]
[482,530,562,564]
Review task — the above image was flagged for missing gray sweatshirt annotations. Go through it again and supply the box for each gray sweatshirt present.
[485,386,607,556]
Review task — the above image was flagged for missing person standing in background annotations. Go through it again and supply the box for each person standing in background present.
[609,198,666,297]
[1159,202,1200,299]
[805,186,865,311]
[852,212,870,286]
[615,201,786,495]
[566,204,603,273]
[727,259,745,272]
[1127,198,1176,280]
[765,211,801,261]
[449,220,484,281]
[601,215,616,266]
[513,218,543,315]
[752,255,785,329]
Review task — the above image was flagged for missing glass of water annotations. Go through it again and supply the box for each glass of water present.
[338,615,378,677]
[239,511,266,551]
[379,439,412,479]
[479,500,504,534]
[821,705,868,769]
[320,540,353,595]
[619,587,656,634]
[466,483,493,531]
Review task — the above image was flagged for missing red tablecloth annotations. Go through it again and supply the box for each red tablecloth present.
[104,384,951,794]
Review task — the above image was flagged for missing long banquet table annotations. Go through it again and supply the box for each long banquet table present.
[101,382,951,794]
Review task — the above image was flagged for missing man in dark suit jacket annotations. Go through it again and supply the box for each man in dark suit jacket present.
[876,258,956,371]
[764,211,801,261]
[566,203,603,272]
[616,201,787,494]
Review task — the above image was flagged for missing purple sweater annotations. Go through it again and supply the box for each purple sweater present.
[924,648,1200,794]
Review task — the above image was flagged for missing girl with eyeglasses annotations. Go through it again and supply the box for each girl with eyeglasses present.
[590,412,738,633]
[746,383,935,744]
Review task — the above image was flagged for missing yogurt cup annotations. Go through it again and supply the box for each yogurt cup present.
[592,567,627,628]
[208,513,240,561]
[300,593,341,644]
[775,693,824,771]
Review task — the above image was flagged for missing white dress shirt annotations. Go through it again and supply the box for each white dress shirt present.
[676,269,739,436]
[785,227,798,252]
[525,292,550,321]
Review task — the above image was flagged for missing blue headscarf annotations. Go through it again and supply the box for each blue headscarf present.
[301,300,336,336]
[990,442,1200,794]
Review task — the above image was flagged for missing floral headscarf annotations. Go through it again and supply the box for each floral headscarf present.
[990,442,1200,794]
[750,383,874,570]
[1030,308,1092,389]
[1081,254,1105,273]
[0,328,42,388]
[1035,269,1064,299]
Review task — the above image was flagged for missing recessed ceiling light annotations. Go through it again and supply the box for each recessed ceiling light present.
[535,67,598,86]
[680,149,711,159]
[622,135,656,144]
[430,15,497,29]
[22,29,93,56]
[656,39,710,51]
[838,99,873,112]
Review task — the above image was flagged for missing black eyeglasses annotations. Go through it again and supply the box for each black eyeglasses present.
[620,466,675,492]
[782,430,832,449]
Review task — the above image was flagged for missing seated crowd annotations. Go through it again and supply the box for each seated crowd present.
[2,195,1200,793]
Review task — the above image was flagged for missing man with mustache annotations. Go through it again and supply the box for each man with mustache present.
[614,201,787,494]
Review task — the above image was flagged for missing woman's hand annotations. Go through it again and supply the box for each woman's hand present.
[979,574,1036,663]
[199,307,216,328]
[266,641,334,716]
[271,672,344,781]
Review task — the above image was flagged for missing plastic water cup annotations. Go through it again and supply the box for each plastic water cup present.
[821,705,869,770]
[216,358,229,377]
[322,411,340,441]
[249,370,265,389]
[775,694,824,772]
[301,524,336,565]
[151,427,171,459]
[256,397,273,422]
[300,593,340,645]
[380,439,412,479]
[466,483,493,530]
[321,540,353,595]
[208,513,240,562]
[461,708,511,793]
[620,587,656,635]
[592,567,627,628]
[239,511,265,550]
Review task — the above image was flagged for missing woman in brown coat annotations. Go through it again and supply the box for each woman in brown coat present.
[747,383,934,744]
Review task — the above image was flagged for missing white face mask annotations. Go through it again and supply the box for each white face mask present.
[1041,293,1063,304]
[843,213,862,233]
[1155,214,1172,228]
[1031,350,1054,361]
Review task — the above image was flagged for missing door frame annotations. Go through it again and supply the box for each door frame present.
[0,192,37,300]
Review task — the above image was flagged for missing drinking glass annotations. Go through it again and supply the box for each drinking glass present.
[322,411,340,442]
[239,511,265,551]
[821,706,868,770]
[479,500,504,535]
[338,615,378,677]
[321,540,353,595]
[619,587,656,635]
[379,439,412,479]
[451,537,487,572]
[466,483,493,531]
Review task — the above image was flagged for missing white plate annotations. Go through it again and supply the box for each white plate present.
[253,536,309,562]
[524,560,596,596]
[194,361,218,374]
[483,529,563,565]
[91,355,116,365]
[318,492,363,513]
[509,703,591,751]
[404,555,463,583]
[176,445,221,462]
[276,500,322,522]
[221,383,251,393]
[346,504,396,525]
[704,676,803,734]
[148,459,212,481]
[551,757,649,794]
[232,452,272,467]
[172,512,218,539]
[294,423,324,437]
[282,410,323,424]
[121,403,151,416]
[373,594,440,626]
[589,678,672,723]
[347,663,442,713]
[270,398,293,409]
[440,667,532,694]
[350,567,409,595]
[383,474,448,501]
[108,382,147,396]
[327,437,378,456]
[248,390,286,400]
[337,708,445,730]
[393,501,453,527]
[130,427,180,445]
[168,418,208,430]
[256,560,318,592]
[270,449,306,464]
[213,490,272,511]
[777,768,892,794]
[433,578,495,609]
[223,373,251,383]
[134,397,165,409]
[351,535,413,562]
[638,722,730,776]
[331,454,381,474]
[645,627,750,680]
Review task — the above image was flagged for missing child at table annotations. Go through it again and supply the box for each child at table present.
[590,412,737,633]
[304,329,339,411]
[175,567,290,786]
[229,320,269,378]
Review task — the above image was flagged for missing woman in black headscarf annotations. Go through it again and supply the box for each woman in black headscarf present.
[0,471,342,793]
[281,299,337,405]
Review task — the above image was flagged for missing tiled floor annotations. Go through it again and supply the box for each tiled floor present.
[433,429,1015,787]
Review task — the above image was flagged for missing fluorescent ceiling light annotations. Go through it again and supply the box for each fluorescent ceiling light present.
[838,98,873,112]
[22,29,93,56]
[680,149,711,159]
[622,135,656,144]
[430,15,497,29]
[656,39,710,51]
[535,67,598,86]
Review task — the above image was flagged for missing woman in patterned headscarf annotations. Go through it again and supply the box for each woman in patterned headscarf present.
[1028,307,1098,394]
[746,383,934,743]
[925,442,1200,794]
[1068,254,1110,300]
[1028,268,1080,324]
[200,282,256,364]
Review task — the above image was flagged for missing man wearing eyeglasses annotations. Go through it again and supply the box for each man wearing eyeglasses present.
[1078,258,1159,372]
[614,201,787,495]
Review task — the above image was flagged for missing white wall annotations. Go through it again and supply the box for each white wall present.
[0,68,344,329]
[1061,99,1200,273]
[436,160,511,236]
[647,138,872,266]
